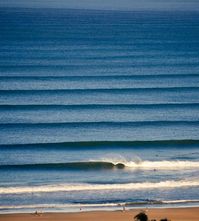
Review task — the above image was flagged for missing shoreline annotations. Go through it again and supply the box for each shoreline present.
[0,207,198,221]
[1,202,199,214]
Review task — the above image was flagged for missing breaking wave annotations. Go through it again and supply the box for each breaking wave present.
[1,180,199,195]
[1,159,199,171]
[1,199,199,211]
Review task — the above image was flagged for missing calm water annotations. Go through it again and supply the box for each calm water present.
[0,8,199,213]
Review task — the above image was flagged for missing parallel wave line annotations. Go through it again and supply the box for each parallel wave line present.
[1,139,198,148]
[1,160,199,171]
[1,120,199,127]
[0,73,199,79]
[0,86,198,94]
[1,103,199,110]
[1,180,199,194]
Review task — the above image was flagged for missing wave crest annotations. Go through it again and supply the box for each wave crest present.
[1,180,199,195]
[1,159,199,171]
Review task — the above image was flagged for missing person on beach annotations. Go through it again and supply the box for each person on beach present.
[134,212,171,221]
[134,212,148,221]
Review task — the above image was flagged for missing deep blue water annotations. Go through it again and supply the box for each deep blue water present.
[0,8,199,213]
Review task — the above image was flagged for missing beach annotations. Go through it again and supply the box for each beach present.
[0,207,199,221]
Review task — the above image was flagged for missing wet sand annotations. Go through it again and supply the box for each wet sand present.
[0,207,198,221]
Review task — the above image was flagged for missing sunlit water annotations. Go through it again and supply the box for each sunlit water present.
[0,8,199,213]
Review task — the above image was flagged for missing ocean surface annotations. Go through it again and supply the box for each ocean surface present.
[0,8,199,213]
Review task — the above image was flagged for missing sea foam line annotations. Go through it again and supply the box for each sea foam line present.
[1,180,199,195]
[1,199,199,211]
[1,200,199,210]
[0,203,117,210]
[106,160,199,170]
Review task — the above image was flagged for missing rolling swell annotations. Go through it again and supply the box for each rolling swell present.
[0,73,199,80]
[1,74,199,91]
[0,86,198,94]
[1,180,199,195]
[0,161,125,170]
[1,139,199,149]
[1,160,199,171]
[1,120,199,127]
[1,102,199,110]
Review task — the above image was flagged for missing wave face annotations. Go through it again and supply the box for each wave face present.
[1,139,199,148]
[0,74,199,90]
[1,8,199,213]
[1,160,199,171]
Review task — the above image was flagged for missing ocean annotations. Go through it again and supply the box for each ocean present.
[0,8,199,213]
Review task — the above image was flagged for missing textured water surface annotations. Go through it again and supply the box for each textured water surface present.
[0,8,199,213]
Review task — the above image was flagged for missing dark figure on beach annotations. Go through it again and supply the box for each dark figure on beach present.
[134,212,148,221]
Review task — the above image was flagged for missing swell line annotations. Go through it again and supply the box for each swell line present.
[0,139,198,149]
[0,161,121,170]
[1,160,199,171]
[1,62,199,69]
[0,86,198,94]
[0,73,199,80]
[1,120,199,127]
[1,103,199,110]
[1,73,199,78]
[1,180,199,194]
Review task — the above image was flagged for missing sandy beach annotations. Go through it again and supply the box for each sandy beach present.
[0,207,198,221]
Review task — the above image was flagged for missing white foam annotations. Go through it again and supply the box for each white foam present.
[100,157,199,170]
[163,199,199,204]
[0,203,116,210]
[1,200,199,211]
[1,180,199,194]
[124,160,199,170]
